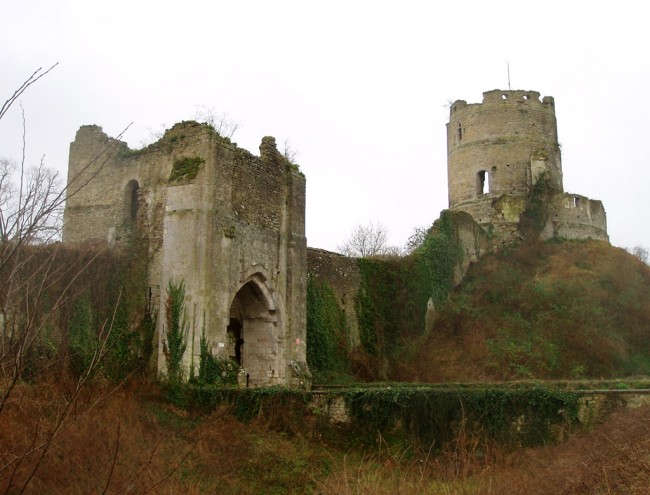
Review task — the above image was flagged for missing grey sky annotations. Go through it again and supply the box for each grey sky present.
[2,0,649,252]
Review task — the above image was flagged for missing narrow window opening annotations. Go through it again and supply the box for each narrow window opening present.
[573,197,580,208]
[501,94,507,100]
[457,122,463,142]
[130,185,138,220]
[125,179,140,224]
[477,170,489,195]
[523,94,529,100]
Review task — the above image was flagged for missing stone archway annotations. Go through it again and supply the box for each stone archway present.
[227,276,281,387]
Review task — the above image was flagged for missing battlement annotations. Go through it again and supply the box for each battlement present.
[446,89,607,245]
[450,90,554,117]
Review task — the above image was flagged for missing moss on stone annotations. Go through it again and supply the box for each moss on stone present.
[168,156,205,183]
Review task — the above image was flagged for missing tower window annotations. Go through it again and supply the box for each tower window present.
[125,179,140,223]
[457,123,463,142]
[477,170,489,195]
[501,94,507,100]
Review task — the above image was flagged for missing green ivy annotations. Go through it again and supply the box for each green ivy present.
[168,156,205,182]
[342,384,580,449]
[518,173,552,239]
[68,294,99,377]
[163,280,189,383]
[306,277,349,378]
[354,210,462,367]
[165,382,580,452]
[167,384,311,423]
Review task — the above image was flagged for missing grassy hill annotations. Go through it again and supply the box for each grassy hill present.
[396,239,650,382]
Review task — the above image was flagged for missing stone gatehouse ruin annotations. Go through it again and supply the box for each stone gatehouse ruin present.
[62,89,608,386]
[63,122,308,387]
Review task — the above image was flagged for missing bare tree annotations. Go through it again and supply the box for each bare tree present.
[0,66,116,489]
[194,104,239,139]
[338,221,399,258]
[404,225,430,254]
[282,138,299,164]
[629,246,649,265]
[0,65,189,494]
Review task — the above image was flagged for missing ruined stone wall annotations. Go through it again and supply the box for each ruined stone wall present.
[63,122,307,387]
[307,248,361,347]
[545,194,608,241]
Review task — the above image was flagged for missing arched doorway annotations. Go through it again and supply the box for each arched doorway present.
[227,277,280,387]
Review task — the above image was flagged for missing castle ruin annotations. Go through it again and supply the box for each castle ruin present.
[62,88,608,386]
[447,89,608,244]
[63,122,309,387]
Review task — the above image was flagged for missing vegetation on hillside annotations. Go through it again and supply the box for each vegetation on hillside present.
[398,239,650,382]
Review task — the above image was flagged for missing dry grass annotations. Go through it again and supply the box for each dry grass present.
[0,379,194,494]
[485,403,650,494]
[0,378,333,494]
[316,404,650,495]
[2,378,649,494]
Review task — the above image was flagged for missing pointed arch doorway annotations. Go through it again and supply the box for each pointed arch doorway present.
[227,276,281,387]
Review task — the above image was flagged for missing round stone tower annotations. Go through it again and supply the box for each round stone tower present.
[447,90,563,226]
[445,89,607,246]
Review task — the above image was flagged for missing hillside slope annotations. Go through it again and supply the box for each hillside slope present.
[397,240,650,382]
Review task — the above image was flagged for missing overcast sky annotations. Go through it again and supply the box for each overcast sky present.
[2,0,649,252]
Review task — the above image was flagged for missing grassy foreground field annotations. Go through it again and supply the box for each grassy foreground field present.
[2,379,649,494]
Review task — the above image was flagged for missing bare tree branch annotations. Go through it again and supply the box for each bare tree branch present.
[194,104,238,138]
[0,63,59,121]
[338,221,399,258]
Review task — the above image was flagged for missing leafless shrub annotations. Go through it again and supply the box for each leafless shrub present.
[282,139,299,164]
[338,221,401,258]
[628,245,649,265]
[194,104,239,139]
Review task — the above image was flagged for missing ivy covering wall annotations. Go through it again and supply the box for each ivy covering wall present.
[353,211,462,377]
[306,277,348,379]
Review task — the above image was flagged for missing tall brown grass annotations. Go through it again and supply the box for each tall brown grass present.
[315,404,650,495]
[2,377,649,494]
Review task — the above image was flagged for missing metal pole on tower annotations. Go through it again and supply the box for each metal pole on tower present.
[507,61,511,90]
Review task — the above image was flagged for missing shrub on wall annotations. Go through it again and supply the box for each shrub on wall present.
[162,280,189,383]
[168,156,205,182]
[196,331,239,385]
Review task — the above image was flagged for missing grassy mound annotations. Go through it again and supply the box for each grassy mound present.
[398,240,650,382]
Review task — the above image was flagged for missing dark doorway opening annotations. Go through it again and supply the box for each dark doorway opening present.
[227,317,243,365]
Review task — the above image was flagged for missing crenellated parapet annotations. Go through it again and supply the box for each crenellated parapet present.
[446,89,607,245]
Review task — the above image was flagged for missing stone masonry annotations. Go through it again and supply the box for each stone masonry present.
[447,89,608,245]
[63,122,309,387]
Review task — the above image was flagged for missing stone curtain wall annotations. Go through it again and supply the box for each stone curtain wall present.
[307,248,361,348]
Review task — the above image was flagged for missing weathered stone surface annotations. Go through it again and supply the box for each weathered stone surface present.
[63,122,308,387]
[307,248,361,347]
[447,90,608,244]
